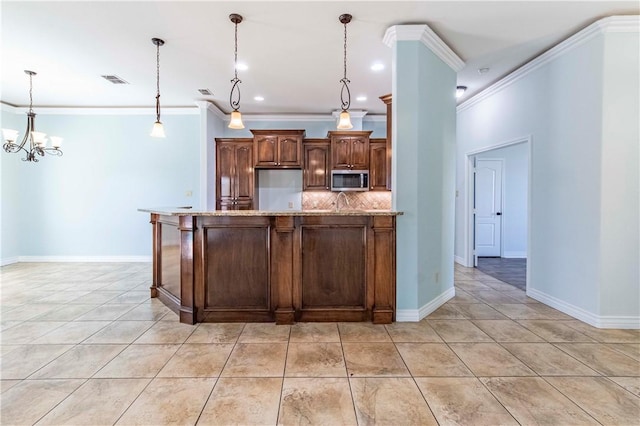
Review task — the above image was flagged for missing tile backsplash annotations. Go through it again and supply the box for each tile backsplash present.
[302,191,392,210]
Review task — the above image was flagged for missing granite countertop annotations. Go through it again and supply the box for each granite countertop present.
[138,207,403,216]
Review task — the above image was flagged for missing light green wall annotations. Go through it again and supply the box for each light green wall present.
[393,40,457,312]
[1,112,200,259]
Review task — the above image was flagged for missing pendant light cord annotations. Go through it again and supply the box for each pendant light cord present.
[155,41,161,122]
[340,17,351,111]
[229,17,242,112]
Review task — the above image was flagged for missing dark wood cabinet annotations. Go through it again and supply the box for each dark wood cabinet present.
[215,138,258,210]
[369,139,388,191]
[303,139,330,191]
[251,129,305,168]
[328,131,372,170]
[379,94,392,190]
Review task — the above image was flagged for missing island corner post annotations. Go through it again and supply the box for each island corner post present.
[147,210,399,325]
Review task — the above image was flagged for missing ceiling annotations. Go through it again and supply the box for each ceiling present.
[1,1,637,115]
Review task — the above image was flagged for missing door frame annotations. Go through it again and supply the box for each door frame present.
[464,135,532,285]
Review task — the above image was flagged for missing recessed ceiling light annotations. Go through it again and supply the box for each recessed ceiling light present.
[478,67,490,75]
[356,96,367,102]
[236,63,249,71]
[254,95,264,101]
[370,63,384,72]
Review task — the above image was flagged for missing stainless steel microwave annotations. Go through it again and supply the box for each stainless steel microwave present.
[331,170,369,192]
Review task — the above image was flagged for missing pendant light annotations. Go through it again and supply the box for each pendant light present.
[150,37,166,138]
[228,13,244,129]
[337,13,353,130]
[2,70,63,162]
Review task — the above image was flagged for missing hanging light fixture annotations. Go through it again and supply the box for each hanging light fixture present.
[2,70,63,162]
[150,37,166,138]
[228,13,244,130]
[337,13,353,130]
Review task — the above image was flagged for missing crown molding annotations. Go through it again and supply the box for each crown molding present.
[194,100,226,120]
[457,15,639,113]
[0,102,198,116]
[383,24,465,72]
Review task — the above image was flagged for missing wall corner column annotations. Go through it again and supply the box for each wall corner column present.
[384,24,464,320]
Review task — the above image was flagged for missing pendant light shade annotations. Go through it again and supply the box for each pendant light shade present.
[151,37,166,138]
[228,14,245,130]
[337,13,353,130]
[337,110,353,130]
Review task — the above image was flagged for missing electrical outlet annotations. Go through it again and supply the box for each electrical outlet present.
[185,190,192,197]
[288,201,294,209]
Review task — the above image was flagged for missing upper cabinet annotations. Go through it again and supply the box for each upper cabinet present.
[379,94,392,190]
[216,138,258,210]
[328,131,372,170]
[251,129,305,168]
[369,139,388,191]
[303,139,331,191]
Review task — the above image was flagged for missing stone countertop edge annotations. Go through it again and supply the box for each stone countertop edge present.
[138,207,403,216]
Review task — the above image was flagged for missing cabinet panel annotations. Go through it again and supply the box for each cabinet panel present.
[235,144,254,202]
[251,130,304,168]
[301,226,366,308]
[369,142,387,191]
[278,136,301,166]
[255,136,277,166]
[328,131,372,170]
[215,138,256,210]
[217,144,235,199]
[303,142,330,191]
[331,137,351,170]
[350,137,369,170]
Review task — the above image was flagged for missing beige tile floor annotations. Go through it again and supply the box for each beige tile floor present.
[1,262,639,425]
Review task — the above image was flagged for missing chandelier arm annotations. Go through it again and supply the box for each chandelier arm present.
[340,78,351,111]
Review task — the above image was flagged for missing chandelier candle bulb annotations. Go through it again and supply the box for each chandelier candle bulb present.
[50,136,63,149]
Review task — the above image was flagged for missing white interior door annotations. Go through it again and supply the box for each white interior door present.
[475,159,503,257]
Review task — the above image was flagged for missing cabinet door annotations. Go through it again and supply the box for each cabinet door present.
[254,136,278,167]
[304,143,330,191]
[217,198,236,210]
[278,136,301,167]
[350,137,370,170]
[235,143,255,202]
[217,143,235,200]
[369,142,387,191]
[331,137,351,170]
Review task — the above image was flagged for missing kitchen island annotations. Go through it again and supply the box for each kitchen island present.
[139,208,401,325]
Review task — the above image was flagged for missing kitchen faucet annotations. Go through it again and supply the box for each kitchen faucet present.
[335,191,350,211]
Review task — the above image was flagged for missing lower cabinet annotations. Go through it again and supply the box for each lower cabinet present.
[149,213,397,324]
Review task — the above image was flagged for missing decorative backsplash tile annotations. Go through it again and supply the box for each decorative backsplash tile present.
[302,191,392,210]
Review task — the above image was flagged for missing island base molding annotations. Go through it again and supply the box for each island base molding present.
[149,213,397,324]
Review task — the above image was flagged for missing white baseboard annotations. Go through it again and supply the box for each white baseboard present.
[14,256,152,263]
[1,257,20,266]
[503,251,527,258]
[527,288,640,329]
[454,255,468,266]
[396,287,456,322]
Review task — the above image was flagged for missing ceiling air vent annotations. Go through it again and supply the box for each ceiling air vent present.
[101,75,129,84]
[198,89,213,96]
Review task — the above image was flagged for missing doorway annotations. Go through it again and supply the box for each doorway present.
[466,137,530,290]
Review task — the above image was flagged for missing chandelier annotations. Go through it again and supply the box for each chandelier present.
[2,70,63,162]
[337,13,353,130]
[228,13,245,129]
[150,37,166,138]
